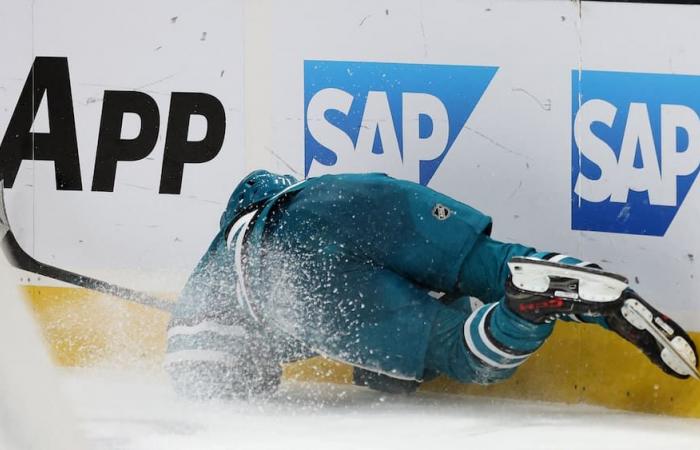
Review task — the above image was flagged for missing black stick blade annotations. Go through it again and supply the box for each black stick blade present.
[0,180,172,312]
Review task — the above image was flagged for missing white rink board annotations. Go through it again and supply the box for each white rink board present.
[0,0,246,287]
[248,0,700,329]
[2,0,700,328]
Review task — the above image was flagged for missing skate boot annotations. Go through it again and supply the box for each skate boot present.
[505,255,699,380]
[505,255,627,324]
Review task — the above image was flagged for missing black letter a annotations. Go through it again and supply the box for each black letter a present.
[0,57,82,190]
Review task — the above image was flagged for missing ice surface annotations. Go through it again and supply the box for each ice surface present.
[62,369,700,450]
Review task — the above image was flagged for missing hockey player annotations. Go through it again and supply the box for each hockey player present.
[164,170,699,398]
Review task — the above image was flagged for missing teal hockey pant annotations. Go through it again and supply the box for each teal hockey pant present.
[253,175,555,384]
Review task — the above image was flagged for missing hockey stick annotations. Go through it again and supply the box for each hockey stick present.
[0,181,173,312]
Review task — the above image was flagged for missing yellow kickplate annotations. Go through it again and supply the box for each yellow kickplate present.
[23,286,170,367]
[23,286,700,418]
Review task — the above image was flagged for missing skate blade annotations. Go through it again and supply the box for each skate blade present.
[508,257,629,302]
[622,299,700,380]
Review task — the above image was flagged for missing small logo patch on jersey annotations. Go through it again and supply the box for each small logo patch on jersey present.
[432,203,451,220]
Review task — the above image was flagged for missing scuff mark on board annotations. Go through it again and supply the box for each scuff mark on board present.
[265,145,302,177]
[185,195,223,205]
[512,88,551,111]
[616,205,632,223]
[507,180,523,200]
[123,183,152,191]
[463,126,531,159]
[137,73,178,90]
[419,2,428,57]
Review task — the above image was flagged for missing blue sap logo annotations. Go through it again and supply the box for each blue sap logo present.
[304,61,497,185]
[572,70,700,236]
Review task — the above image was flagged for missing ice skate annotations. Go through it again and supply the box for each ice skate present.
[606,291,699,380]
[505,256,630,322]
[505,255,699,380]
